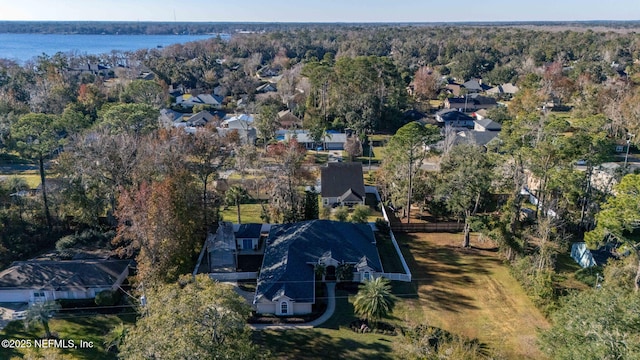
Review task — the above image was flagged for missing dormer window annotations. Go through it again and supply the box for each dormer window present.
[281,301,288,314]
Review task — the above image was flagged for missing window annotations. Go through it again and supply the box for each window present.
[363,272,371,281]
[281,301,288,314]
[33,291,45,302]
[242,239,253,250]
[323,198,328,205]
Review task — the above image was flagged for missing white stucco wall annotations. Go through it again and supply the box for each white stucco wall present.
[0,290,31,302]
[292,303,312,315]
[322,196,339,206]
[256,302,276,314]
[256,301,313,315]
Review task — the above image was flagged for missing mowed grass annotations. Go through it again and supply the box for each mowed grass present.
[0,172,42,189]
[396,233,549,359]
[220,203,265,224]
[255,289,396,360]
[1,314,135,360]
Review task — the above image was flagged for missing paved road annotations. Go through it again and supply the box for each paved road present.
[249,282,336,330]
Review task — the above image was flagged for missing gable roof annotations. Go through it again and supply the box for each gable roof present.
[474,119,502,131]
[456,130,500,147]
[177,93,223,107]
[235,223,262,239]
[436,109,475,122]
[0,260,131,291]
[462,79,491,92]
[256,83,277,93]
[255,220,382,303]
[321,162,365,198]
[447,94,497,107]
[185,110,217,126]
[277,110,302,129]
[339,188,364,203]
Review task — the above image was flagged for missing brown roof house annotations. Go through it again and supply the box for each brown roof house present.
[277,110,302,129]
[320,162,365,207]
[0,259,131,304]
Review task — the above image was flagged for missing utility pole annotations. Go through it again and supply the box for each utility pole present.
[140,282,149,316]
[406,146,413,224]
[368,138,373,172]
[624,133,635,168]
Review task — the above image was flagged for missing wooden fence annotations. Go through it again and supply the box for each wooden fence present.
[391,222,465,233]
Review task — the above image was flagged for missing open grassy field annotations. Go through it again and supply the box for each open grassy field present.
[1,313,135,360]
[395,232,550,359]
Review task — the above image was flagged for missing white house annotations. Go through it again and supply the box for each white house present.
[0,260,131,304]
[176,93,223,109]
[320,162,366,207]
[277,130,347,150]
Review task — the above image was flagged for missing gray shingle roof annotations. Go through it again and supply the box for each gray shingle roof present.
[0,260,131,291]
[474,119,502,131]
[235,224,262,239]
[436,109,475,122]
[320,162,365,198]
[255,220,381,303]
[339,188,364,203]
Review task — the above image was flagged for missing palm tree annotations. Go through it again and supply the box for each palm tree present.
[353,277,397,327]
[224,185,250,224]
[25,301,61,338]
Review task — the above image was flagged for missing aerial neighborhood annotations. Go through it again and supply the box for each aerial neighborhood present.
[1,19,640,359]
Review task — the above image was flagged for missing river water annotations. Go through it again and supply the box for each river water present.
[0,33,228,63]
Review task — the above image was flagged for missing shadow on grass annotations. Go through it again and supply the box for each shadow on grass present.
[318,289,356,330]
[395,233,506,312]
[255,328,394,360]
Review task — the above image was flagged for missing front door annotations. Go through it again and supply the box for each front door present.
[325,266,336,281]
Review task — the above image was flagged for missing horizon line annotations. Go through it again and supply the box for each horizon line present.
[0,19,639,24]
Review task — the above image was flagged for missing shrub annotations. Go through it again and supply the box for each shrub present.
[334,206,349,222]
[375,218,390,236]
[95,290,122,306]
[350,205,370,223]
[574,266,603,287]
[55,229,116,251]
[56,235,77,251]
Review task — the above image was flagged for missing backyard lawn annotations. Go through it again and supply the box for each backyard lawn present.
[220,203,265,224]
[395,232,550,359]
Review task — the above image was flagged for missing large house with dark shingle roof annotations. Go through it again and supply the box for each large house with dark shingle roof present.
[254,220,382,315]
[0,260,131,304]
[320,162,365,207]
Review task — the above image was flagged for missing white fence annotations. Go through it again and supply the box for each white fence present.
[379,272,412,282]
[209,272,258,281]
[380,198,413,282]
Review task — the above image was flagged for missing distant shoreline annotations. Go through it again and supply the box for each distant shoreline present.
[0,20,639,35]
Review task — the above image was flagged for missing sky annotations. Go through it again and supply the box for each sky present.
[0,0,639,23]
